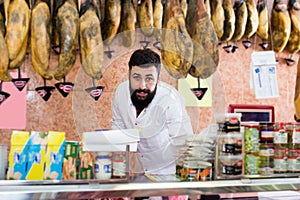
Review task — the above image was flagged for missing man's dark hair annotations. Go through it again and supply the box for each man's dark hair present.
[128,48,161,74]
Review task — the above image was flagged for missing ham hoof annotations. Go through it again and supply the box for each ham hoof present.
[285,58,295,66]
[259,42,268,50]
[223,45,232,53]
[242,40,252,49]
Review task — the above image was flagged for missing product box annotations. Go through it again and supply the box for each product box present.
[63,141,80,180]
[79,151,94,180]
[7,131,30,180]
[26,131,48,180]
[44,131,65,180]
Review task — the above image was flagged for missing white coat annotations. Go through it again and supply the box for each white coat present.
[111,80,193,175]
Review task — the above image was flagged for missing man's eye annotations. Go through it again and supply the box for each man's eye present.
[133,76,140,80]
[146,77,153,82]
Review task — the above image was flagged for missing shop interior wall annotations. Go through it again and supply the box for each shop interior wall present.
[0,1,299,145]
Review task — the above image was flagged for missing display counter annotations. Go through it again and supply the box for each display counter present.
[1,175,300,199]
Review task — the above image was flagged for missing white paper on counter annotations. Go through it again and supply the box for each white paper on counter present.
[250,51,279,99]
[83,129,140,152]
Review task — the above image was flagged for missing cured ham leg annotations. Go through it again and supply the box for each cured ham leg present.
[79,0,103,80]
[153,0,163,42]
[231,0,247,52]
[137,0,153,37]
[101,0,121,45]
[220,0,235,52]
[119,0,136,48]
[271,0,291,53]
[286,0,300,54]
[0,1,10,81]
[5,0,30,69]
[294,57,300,121]
[31,0,53,80]
[242,0,259,48]
[160,0,193,79]
[210,0,225,40]
[53,0,79,81]
[257,0,269,49]
[186,0,219,78]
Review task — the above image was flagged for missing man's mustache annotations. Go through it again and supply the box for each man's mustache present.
[134,89,151,94]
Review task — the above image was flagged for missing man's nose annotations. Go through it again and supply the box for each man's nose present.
[138,79,147,89]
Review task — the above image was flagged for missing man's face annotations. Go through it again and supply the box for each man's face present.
[129,65,159,101]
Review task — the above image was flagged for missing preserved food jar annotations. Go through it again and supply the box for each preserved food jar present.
[258,141,274,174]
[244,154,260,175]
[219,155,243,177]
[112,152,127,179]
[273,122,288,173]
[94,152,112,180]
[259,122,274,142]
[243,124,260,154]
[218,133,243,155]
[286,122,300,173]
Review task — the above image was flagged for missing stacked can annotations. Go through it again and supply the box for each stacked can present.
[243,123,260,175]
[273,122,288,173]
[286,123,300,173]
[258,122,274,175]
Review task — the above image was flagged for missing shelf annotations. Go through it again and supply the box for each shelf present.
[0,176,300,199]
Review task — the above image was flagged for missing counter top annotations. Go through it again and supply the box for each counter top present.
[0,175,300,199]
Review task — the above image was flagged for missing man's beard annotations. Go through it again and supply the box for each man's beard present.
[131,86,157,111]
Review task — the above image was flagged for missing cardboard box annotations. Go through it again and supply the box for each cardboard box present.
[7,131,30,180]
[26,131,48,180]
[63,141,80,180]
[44,131,65,180]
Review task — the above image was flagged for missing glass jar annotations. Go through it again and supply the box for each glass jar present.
[259,122,274,142]
[94,152,112,180]
[244,124,260,154]
[112,152,127,179]
[258,141,274,174]
[273,122,288,173]
[286,123,300,173]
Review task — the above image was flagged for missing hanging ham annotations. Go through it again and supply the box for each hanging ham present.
[210,0,225,40]
[231,0,248,42]
[294,57,300,121]
[5,0,30,69]
[186,0,219,79]
[256,0,269,43]
[118,0,136,48]
[160,0,193,79]
[271,0,291,53]
[101,0,121,45]
[53,0,79,81]
[221,0,235,42]
[286,0,300,54]
[0,1,10,81]
[31,0,53,80]
[244,0,259,40]
[137,0,153,37]
[79,0,103,80]
[153,0,163,41]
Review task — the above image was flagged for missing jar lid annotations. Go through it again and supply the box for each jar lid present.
[259,122,274,125]
[259,140,273,144]
[96,155,110,159]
